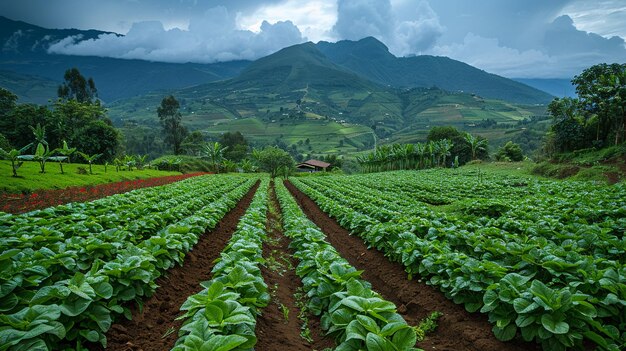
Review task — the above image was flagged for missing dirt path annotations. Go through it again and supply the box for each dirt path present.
[285,180,540,351]
[102,182,259,351]
[255,182,334,351]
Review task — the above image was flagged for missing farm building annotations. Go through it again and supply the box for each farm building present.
[296,159,331,172]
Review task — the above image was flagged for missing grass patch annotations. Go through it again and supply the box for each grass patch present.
[0,160,180,193]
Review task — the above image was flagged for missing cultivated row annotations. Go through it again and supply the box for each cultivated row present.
[291,172,625,351]
[0,175,257,350]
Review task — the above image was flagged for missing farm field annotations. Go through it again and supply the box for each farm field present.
[289,169,626,351]
[1,169,624,351]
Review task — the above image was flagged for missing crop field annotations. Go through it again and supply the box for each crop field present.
[1,169,624,351]
[290,169,626,351]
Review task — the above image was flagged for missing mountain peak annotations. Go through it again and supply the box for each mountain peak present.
[317,36,395,62]
[230,41,371,91]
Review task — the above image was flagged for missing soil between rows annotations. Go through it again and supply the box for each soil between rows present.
[255,182,334,351]
[100,181,259,351]
[285,180,540,351]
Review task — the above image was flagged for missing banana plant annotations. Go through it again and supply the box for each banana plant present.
[54,141,76,174]
[78,152,102,174]
[135,154,148,170]
[123,154,135,171]
[30,142,56,173]
[0,143,33,177]
[113,157,123,172]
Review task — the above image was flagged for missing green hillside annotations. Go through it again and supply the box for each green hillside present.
[0,70,59,104]
[317,37,554,104]
[109,42,548,157]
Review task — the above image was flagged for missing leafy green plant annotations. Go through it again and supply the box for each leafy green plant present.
[173,179,269,350]
[78,152,102,174]
[275,181,418,351]
[289,170,626,351]
[54,140,76,174]
[0,143,32,177]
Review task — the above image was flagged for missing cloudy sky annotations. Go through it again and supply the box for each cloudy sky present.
[2,0,625,78]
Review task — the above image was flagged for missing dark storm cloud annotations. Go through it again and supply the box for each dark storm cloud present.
[1,0,625,78]
[0,0,283,33]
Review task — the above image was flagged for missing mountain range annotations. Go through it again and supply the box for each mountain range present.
[0,16,555,156]
[0,16,555,104]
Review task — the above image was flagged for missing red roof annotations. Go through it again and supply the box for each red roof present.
[299,159,331,168]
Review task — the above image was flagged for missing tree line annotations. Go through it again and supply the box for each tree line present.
[545,63,626,155]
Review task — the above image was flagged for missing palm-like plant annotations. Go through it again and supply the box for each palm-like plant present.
[55,140,76,174]
[123,154,135,171]
[203,142,228,173]
[239,159,256,173]
[415,143,427,169]
[0,144,33,177]
[78,152,102,174]
[29,123,48,149]
[31,142,56,173]
[135,154,148,170]
[464,133,488,160]
[438,139,454,168]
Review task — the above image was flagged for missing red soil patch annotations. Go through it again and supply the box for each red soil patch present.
[100,181,258,351]
[1,173,208,214]
[255,182,334,351]
[285,180,541,351]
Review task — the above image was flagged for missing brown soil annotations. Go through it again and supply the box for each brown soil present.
[255,182,334,351]
[100,181,259,351]
[285,180,541,351]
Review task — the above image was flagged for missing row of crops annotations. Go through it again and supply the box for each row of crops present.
[0,174,257,350]
[1,173,426,351]
[289,169,626,351]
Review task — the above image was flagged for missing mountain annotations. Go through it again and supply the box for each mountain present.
[317,37,554,104]
[108,42,547,158]
[0,16,250,102]
[228,42,375,92]
[0,70,58,104]
[513,78,576,98]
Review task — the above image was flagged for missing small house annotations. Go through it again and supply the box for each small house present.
[296,159,331,172]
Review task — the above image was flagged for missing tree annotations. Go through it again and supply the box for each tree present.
[572,63,626,146]
[157,95,188,155]
[57,67,98,103]
[256,146,295,178]
[219,131,248,161]
[0,103,48,149]
[427,126,478,165]
[202,142,228,173]
[71,119,121,162]
[464,133,489,160]
[0,88,17,116]
[547,98,588,152]
[496,141,524,162]
[181,131,205,156]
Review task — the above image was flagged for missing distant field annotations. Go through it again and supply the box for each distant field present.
[107,77,548,158]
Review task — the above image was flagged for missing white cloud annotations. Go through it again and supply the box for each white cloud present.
[562,0,626,40]
[47,6,305,63]
[332,0,443,56]
[237,0,337,43]
[428,15,626,78]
